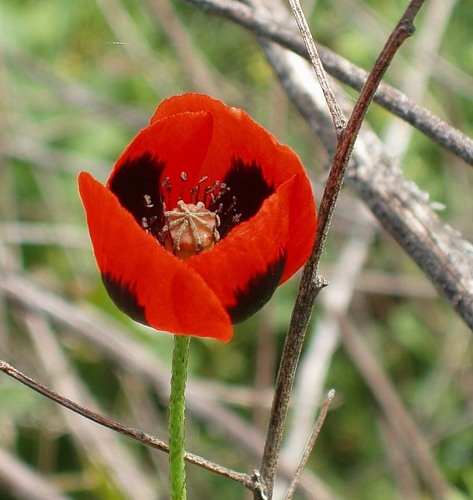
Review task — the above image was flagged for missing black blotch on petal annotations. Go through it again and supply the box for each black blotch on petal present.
[109,153,165,238]
[227,251,286,324]
[102,274,148,326]
[216,158,274,238]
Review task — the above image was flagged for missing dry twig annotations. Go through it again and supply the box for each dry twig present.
[257,1,425,497]
[0,358,259,492]
[185,0,473,166]
[283,389,336,500]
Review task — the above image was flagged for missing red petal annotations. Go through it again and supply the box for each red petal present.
[110,110,215,208]
[152,93,317,283]
[278,170,316,284]
[188,176,298,322]
[78,172,232,341]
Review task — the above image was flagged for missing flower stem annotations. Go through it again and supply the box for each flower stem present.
[169,334,190,499]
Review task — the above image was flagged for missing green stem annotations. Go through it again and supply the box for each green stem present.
[169,334,190,500]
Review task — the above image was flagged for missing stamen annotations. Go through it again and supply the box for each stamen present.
[220,195,237,215]
[161,177,171,190]
[179,171,188,200]
[190,185,199,203]
[154,170,244,254]
[143,194,154,208]
[192,176,209,203]
[203,180,220,206]
[205,180,220,193]
[161,177,172,208]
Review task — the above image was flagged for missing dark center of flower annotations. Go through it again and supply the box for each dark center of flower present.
[140,171,240,260]
[110,155,275,261]
[162,200,220,260]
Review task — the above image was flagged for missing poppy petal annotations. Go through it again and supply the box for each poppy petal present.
[110,110,215,210]
[152,93,317,282]
[215,157,275,239]
[78,172,232,341]
[188,175,297,322]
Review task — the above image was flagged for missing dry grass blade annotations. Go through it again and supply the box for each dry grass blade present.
[287,0,346,134]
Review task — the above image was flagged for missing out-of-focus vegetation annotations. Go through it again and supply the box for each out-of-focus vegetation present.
[0,0,472,499]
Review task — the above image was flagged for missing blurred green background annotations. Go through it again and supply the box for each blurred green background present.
[0,0,472,499]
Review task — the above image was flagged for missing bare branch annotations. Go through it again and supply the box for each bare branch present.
[258,2,425,497]
[284,220,374,460]
[0,273,337,499]
[383,0,458,156]
[0,359,258,492]
[288,0,346,134]
[185,0,473,167]
[256,7,473,329]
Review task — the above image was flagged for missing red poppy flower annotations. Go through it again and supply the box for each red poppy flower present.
[79,93,316,342]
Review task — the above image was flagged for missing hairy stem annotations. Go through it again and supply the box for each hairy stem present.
[169,335,191,500]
